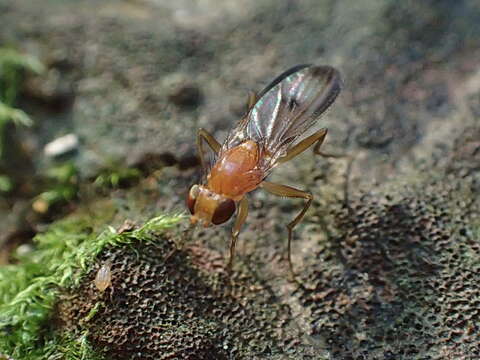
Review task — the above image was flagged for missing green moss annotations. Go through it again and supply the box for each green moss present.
[0,47,44,159]
[0,47,44,193]
[32,162,80,214]
[0,174,13,193]
[93,159,142,190]
[0,212,184,359]
[0,47,44,105]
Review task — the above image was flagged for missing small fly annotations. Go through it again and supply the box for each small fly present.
[94,260,112,293]
[187,64,342,275]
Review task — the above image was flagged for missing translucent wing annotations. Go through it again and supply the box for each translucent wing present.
[224,64,342,173]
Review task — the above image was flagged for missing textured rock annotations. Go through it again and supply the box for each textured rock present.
[299,177,479,359]
[1,0,479,358]
[58,237,314,359]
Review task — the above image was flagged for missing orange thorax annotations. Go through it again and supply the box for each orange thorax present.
[207,140,263,200]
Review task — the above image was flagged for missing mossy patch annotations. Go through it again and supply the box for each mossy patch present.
[0,212,184,359]
[56,224,319,359]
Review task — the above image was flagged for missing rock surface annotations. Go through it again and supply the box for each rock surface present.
[1,0,479,359]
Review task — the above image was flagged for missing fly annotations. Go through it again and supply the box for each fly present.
[187,64,342,275]
[95,260,112,293]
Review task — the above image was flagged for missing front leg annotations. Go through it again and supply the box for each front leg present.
[197,128,221,170]
[226,197,249,273]
[260,181,313,277]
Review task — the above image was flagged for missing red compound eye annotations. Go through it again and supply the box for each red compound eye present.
[211,198,236,225]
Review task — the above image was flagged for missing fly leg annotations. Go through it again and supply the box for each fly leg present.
[278,127,351,207]
[312,129,345,158]
[260,181,312,278]
[197,128,221,169]
[278,128,328,164]
[278,128,344,163]
[226,197,249,274]
[246,91,257,111]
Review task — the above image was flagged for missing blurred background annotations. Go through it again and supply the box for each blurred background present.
[1,0,479,359]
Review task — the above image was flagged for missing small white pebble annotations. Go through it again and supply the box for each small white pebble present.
[44,134,79,157]
[16,244,33,256]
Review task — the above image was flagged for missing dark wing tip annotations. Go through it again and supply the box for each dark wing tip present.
[305,65,343,119]
[308,65,343,91]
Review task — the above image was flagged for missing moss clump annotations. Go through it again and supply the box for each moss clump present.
[32,162,80,214]
[93,160,142,190]
[0,47,43,158]
[0,47,44,195]
[0,213,184,359]
[57,225,319,359]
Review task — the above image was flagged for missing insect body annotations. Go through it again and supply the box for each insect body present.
[95,261,112,292]
[187,64,342,275]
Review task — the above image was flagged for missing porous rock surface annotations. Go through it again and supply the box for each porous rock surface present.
[2,0,480,358]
